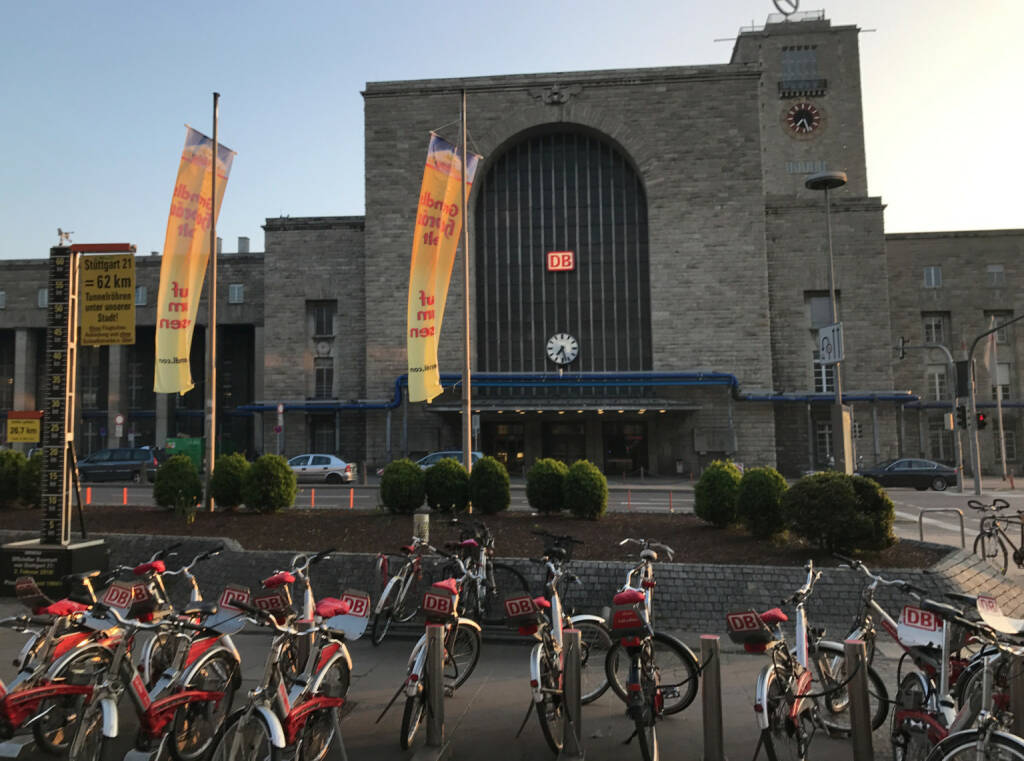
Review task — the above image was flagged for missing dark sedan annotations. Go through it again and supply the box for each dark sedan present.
[855,457,958,491]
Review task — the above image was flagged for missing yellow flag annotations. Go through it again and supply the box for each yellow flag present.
[154,127,235,394]
[406,133,481,403]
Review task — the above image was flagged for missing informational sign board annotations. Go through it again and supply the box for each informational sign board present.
[6,411,42,443]
[817,322,844,365]
[547,251,575,271]
[80,253,136,346]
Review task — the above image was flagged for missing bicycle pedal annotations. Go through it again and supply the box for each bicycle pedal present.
[444,685,455,698]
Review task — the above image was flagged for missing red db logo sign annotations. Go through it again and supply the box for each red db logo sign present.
[422,592,452,615]
[504,596,535,618]
[727,612,760,632]
[546,251,575,271]
[102,582,133,609]
[218,586,252,612]
[341,590,370,618]
[901,606,940,632]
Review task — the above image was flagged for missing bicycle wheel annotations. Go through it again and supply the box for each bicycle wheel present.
[604,631,699,714]
[400,688,426,750]
[812,641,889,734]
[635,655,660,761]
[371,578,398,646]
[572,619,612,704]
[952,653,1007,721]
[973,531,1008,574]
[481,563,530,624]
[170,651,240,761]
[535,650,564,754]
[444,623,481,690]
[33,645,112,754]
[926,728,1024,760]
[211,710,280,761]
[761,669,812,761]
[891,672,932,761]
[394,568,425,623]
[298,656,351,761]
[67,700,107,761]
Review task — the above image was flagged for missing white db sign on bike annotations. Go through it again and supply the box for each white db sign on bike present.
[897,605,943,648]
[422,591,453,616]
[726,611,761,632]
[324,589,372,641]
[504,596,536,619]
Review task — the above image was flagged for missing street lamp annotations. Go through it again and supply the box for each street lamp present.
[805,170,850,473]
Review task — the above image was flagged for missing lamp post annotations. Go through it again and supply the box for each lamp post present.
[805,170,850,473]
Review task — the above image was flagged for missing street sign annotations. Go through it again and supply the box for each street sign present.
[80,253,136,346]
[5,411,42,443]
[817,322,844,365]
[114,414,125,426]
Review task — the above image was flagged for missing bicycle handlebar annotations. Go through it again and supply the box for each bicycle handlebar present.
[162,545,225,577]
[147,542,183,563]
[967,498,1011,512]
[619,537,675,560]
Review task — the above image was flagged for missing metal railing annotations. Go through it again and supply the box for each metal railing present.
[918,507,966,547]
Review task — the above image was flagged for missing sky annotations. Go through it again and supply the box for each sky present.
[1,0,1020,260]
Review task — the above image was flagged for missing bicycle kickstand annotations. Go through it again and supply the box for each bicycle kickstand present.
[331,709,349,761]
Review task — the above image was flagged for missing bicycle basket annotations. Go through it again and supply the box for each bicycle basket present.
[504,595,545,631]
[610,589,650,638]
[422,579,459,623]
[725,610,777,653]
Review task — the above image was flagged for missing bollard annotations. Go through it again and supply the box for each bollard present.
[123,487,127,506]
[627,489,632,511]
[700,635,724,761]
[349,487,354,509]
[86,487,92,505]
[843,639,873,761]
[668,491,673,513]
[1011,653,1024,738]
[311,488,315,508]
[425,623,446,748]
[558,629,585,760]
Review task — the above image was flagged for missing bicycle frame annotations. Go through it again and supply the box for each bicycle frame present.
[374,550,423,617]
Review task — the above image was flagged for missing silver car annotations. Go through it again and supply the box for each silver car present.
[287,454,357,484]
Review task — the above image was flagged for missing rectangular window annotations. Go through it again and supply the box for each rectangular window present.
[0,352,12,409]
[785,160,827,175]
[922,313,947,345]
[928,416,955,462]
[851,421,863,440]
[923,266,942,289]
[228,284,244,304]
[985,311,1012,344]
[996,430,1018,463]
[992,362,1011,400]
[987,264,1005,288]
[314,358,333,399]
[311,417,335,453]
[0,290,5,309]
[309,300,336,337]
[807,293,833,329]
[812,351,834,393]
[128,360,144,408]
[37,288,48,308]
[926,365,948,401]
[135,286,147,306]
[815,421,833,464]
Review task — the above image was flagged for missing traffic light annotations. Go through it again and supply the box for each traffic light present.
[956,406,967,428]
[977,412,988,430]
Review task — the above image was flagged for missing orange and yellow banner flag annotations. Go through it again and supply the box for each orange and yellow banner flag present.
[406,133,481,403]
[154,127,235,394]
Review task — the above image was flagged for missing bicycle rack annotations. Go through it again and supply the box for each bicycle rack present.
[844,639,874,761]
[557,629,584,761]
[917,508,966,547]
[700,635,724,761]
[412,623,451,761]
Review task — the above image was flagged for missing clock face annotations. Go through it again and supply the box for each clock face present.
[785,102,822,135]
[546,333,579,365]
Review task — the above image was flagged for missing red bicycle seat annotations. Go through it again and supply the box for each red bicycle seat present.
[133,560,166,576]
[262,571,296,589]
[460,539,479,549]
[432,578,459,595]
[315,597,351,618]
[533,596,551,610]
[760,608,788,626]
[35,599,90,616]
[401,544,416,554]
[614,589,645,605]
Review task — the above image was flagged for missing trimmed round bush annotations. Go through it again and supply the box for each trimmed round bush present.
[209,452,250,510]
[525,458,568,514]
[153,454,203,511]
[737,466,789,538]
[425,457,469,513]
[694,459,742,528]
[240,454,296,513]
[0,450,26,509]
[850,475,897,550]
[380,459,426,514]
[18,451,43,509]
[782,471,870,552]
[563,460,607,520]
[468,456,510,515]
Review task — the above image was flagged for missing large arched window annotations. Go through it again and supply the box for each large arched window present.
[474,128,651,373]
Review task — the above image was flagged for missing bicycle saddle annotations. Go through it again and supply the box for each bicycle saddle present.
[432,578,459,595]
[315,597,351,618]
[614,589,645,605]
[133,560,166,576]
[35,599,91,616]
[262,571,296,588]
[545,547,568,561]
[181,601,219,618]
[920,598,963,621]
[759,608,788,626]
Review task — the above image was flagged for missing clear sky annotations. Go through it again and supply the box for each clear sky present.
[1,0,1020,260]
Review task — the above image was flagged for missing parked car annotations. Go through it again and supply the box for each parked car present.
[854,457,958,492]
[415,451,484,470]
[76,448,162,483]
[287,454,357,484]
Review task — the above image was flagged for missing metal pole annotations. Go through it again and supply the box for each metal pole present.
[700,635,724,761]
[844,639,873,761]
[425,623,445,748]
[558,629,585,760]
[460,90,472,481]
[204,92,219,512]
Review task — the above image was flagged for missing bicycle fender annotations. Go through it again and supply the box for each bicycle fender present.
[568,613,606,628]
[310,648,352,692]
[44,642,112,680]
[100,696,119,738]
[753,663,776,731]
[405,641,427,697]
[374,577,400,615]
[253,704,288,749]
[179,642,241,687]
[407,634,427,670]
[929,728,1024,757]
[529,643,544,703]
[456,617,482,634]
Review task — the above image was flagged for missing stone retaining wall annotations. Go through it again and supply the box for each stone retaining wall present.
[3,531,1021,638]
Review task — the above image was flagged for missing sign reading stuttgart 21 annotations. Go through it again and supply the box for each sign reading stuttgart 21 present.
[154,127,235,394]
[80,254,135,345]
[406,133,481,403]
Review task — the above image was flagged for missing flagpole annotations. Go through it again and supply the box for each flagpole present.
[993,329,1008,480]
[460,89,472,486]
[204,92,219,512]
